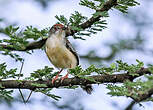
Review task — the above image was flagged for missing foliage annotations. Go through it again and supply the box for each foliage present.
[0,25,49,61]
[1,57,150,102]
[107,75,153,101]
[0,0,140,61]
[30,66,54,80]
[115,0,140,13]
[0,90,13,100]
[34,88,61,101]
[55,0,140,39]
[0,63,19,79]
[55,11,108,40]
[1,0,152,106]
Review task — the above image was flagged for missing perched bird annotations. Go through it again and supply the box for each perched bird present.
[45,24,93,94]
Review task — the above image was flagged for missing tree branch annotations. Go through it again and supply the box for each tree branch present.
[0,0,117,51]
[79,0,117,30]
[0,68,150,90]
[124,101,135,110]
[0,67,152,102]
[131,87,153,102]
[0,39,46,51]
[0,67,151,102]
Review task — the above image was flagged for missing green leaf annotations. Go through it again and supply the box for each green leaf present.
[0,90,13,100]
[55,15,68,25]
[31,83,47,87]
[79,0,97,10]
[64,85,79,89]
[0,84,5,89]
[0,63,18,79]
[35,88,61,101]
[93,11,109,18]
[84,77,96,82]
[115,0,140,13]
[30,66,54,80]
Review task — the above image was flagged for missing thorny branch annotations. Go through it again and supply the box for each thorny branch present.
[0,67,152,103]
[0,0,117,51]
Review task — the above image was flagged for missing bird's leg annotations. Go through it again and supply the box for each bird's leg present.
[61,67,71,83]
[61,72,69,82]
[52,69,63,84]
[61,72,69,83]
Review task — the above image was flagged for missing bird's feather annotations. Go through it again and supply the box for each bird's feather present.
[65,38,79,66]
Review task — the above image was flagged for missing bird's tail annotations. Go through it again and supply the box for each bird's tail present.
[81,84,93,94]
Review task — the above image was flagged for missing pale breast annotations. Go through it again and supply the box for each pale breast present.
[45,37,77,69]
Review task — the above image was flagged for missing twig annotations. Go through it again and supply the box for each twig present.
[18,60,26,103]
[18,60,24,80]
[25,90,33,103]
[18,60,33,104]
[125,101,135,110]
[19,89,26,104]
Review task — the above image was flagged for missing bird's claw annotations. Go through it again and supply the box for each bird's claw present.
[52,75,59,84]
[52,78,58,84]
[60,73,69,83]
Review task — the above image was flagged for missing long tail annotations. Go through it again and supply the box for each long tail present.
[81,84,93,94]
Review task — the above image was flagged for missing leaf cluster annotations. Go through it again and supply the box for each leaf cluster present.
[35,88,61,101]
[106,60,153,102]
[0,90,13,100]
[26,66,54,80]
[69,59,144,75]
[107,74,153,102]
[115,0,140,13]
[55,11,108,40]
[0,63,20,79]
[80,0,109,10]
[0,25,49,61]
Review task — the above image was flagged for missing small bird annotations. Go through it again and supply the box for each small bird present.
[45,24,93,94]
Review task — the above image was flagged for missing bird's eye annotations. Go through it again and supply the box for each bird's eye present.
[57,27,61,29]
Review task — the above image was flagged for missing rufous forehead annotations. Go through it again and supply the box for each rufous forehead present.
[53,24,64,28]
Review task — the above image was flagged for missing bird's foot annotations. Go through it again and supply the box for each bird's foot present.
[60,73,69,83]
[52,69,63,84]
[52,74,59,84]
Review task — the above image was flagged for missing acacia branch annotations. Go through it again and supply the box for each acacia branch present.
[0,0,117,51]
[79,0,117,29]
[0,68,150,89]
[0,39,46,51]
[131,87,153,102]
[0,67,152,102]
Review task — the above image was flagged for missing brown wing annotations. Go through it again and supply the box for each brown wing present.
[65,38,79,66]
[65,38,93,94]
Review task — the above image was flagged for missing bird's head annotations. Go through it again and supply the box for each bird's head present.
[49,24,66,36]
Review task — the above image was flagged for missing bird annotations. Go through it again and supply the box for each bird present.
[45,24,93,94]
